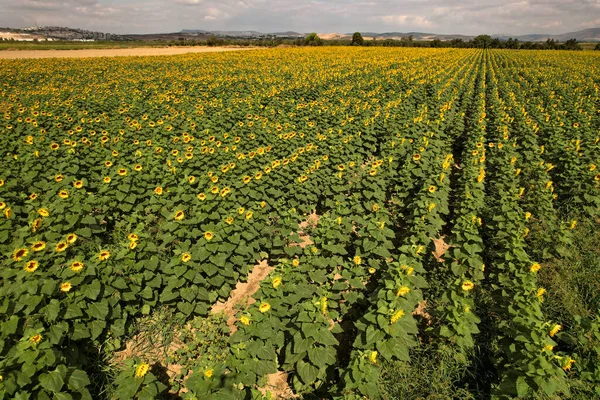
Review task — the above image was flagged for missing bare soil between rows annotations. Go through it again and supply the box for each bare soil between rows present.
[0,46,256,60]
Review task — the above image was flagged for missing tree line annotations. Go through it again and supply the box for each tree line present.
[189,32,598,50]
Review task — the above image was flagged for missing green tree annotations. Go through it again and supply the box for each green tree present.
[351,32,364,46]
[564,38,581,50]
[304,32,323,46]
[473,34,492,48]
[595,42,600,50]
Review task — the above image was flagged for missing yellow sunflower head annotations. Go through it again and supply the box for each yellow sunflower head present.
[32,241,46,252]
[60,282,72,292]
[55,242,68,252]
[25,260,39,273]
[70,261,84,272]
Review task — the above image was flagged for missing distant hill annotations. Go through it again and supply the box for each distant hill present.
[180,29,303,38]
[493,28,600,42]
[2,26,599,42]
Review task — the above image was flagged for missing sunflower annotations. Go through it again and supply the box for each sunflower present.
[103,176,111,184]
[353,255,362,265]
[69,261,84,272]
[530,263,541,273]
[129,241,137,250]
[55,242,68,252]
[181,253,191,263]
[259,302,271,313]
[239,315,251,325]
[135,363,149,378]
[562,357,575,371]
[210,176,218,184]
[204,369,214,379]
[549,324,562,337]
[104,161,113,168]
[134,164,142,172]
[292,259,300,267]
[243,176,251,184]
[13,247,28,261]
[29,193,38,200]
[225,216,234,225]
[238,207,245,215]
[369,351,378,364]
[220,187,230,197]
[188,176,195,184]
[73,180,83,189]
[428,185,436,193]
[369,169,377,176]
[569,220,577,230]
[390,309,405,324]
[58,190,69,199]
[396,286,410,297]
[25,260,39,273]
[272,277,282,289]
[98,250,110,261]
[461,281,474,291]
[60,282,72,292]
[204,231,214,241]
[372,203,379,212]
[245,211,253,220]
[32,218,42,232]
[536,288,546,302]
[30,334,42,344]
[155,187,163,195]
[413,154,421,161]
[117,169,127,176]
[66,233,77,244]
[50,143,59,150]
[31,241,46,252]
[368,267,376,274]
[210,186,219,194]
[337,164,345,171]
[174,210,185,221]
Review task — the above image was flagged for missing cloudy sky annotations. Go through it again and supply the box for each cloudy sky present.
[0,0,599,35]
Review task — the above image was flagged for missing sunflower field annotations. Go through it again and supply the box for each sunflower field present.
[0,47,599,399]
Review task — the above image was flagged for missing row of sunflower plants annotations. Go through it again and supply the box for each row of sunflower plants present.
[341,50,477,395]
[431,50,487,351]
[482,54,571,398]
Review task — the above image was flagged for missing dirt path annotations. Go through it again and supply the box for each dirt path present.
[0,46,256,60]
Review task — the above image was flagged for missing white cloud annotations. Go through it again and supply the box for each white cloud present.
[581,17,600,28]
[377,14,434,28]
[0,0,598,35]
